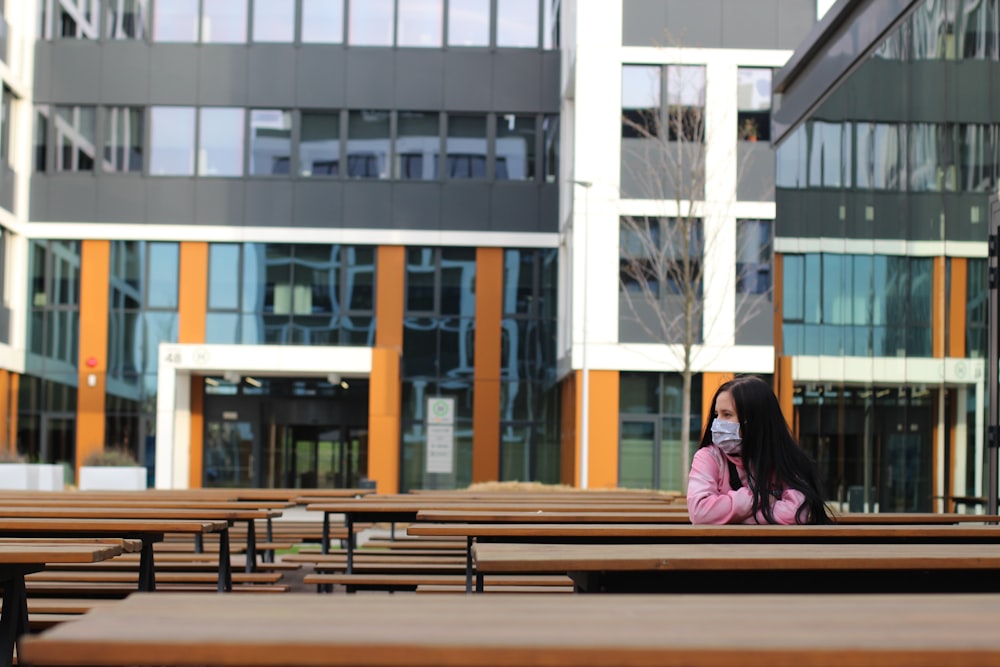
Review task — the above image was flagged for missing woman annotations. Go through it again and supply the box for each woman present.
[687,375,830,524]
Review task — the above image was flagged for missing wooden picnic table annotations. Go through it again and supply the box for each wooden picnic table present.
[411,521,1000,592]
[0,540,127,667]
[0,518,227,592]
[473,541,1000,594]
[17,591,1000,666]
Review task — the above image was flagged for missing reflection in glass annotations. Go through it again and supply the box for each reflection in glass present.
[150,107,195,175]
[209,244,241,310]
[395,111,439,179]
[252,0,294,42]
[496,0,538,47]
[406,248,436,313]
[105,0,148,39]
[347,110,389,179]
[348,0,393,46]
[201,0,247,43]
[153,0,199,41]
[736,220,772,295]
[496,114,535,180]
[621,65,660,138]
[249,110,292,176]
[542,115,558,182]
[959,123,997,192]
[446,114,487,179]
[300,112,340,176]
[103,107,143,173]
[667,65,705,142]
[35,108,49,172]
[147,243,180,309]
[736,67,771,142]
[397,0,442,47]
[447,0,489,46]
[198,108,244,176]
[301,0,343,43]
[55,106,96,172]
[56,0,99,38]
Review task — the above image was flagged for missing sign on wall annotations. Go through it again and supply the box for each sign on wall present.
[426,397,455,474]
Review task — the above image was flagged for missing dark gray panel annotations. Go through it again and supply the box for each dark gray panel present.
[32,44,53,102]
[149,46,199,105]
[198,46,249,106]
[295,47,348,108]
[344,181,393,226]
[194,180,246,224]
[345,50,395,108]
[29,176,49,222]
[621,140,704,200]
[735,295,774,346]
[442,183,490,230]
[443,51,493,111]
[292,180,345,226]
[951,61,992,124]
[96,177,147,222]
[493,52,542,111]
[722,0,778,49]
[539,52,561,113]
[872,192,909,240]
[491,184,539,232]
[0,164,15,214]
[99,42,151,104]
[244,180,294,226]
[145,179,197,224]
[247,45,297,108]
[776,0,818,50]
[946,194,990,243]
[665,0,722,48]
[45,174,98,221]
[737,142,775,202]
[539,184,558,233]
[47,42,102,104]
[395,51,445,109]
[391,182,442,229]
[845,195,873,240]
[622,0,669,47]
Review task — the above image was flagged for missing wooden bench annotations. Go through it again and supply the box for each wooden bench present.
[303,572,574,593]
[415,584,574,594]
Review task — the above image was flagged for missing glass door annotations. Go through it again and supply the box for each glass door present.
[619,418,658,489]
[203,420,256,487]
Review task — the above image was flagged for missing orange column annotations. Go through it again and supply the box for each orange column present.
[948,258,967,358]
[369,246,404,493]
[473,248,502,483]
[585,370,619,489]
[76,240,110,473]
[178,242,208,488]
[0,370,10,453]
[560,373,577,486]
[5,373,17,452]
[701,372,734,429]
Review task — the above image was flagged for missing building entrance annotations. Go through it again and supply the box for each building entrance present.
[202,376,369,489]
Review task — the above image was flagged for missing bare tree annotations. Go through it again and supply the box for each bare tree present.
[618,64,774,491]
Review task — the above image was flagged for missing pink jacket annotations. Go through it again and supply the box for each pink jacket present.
[687,445,808,524]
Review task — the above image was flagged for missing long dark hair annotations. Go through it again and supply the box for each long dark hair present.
[698,376,830,524]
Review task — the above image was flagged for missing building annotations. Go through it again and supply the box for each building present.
[0,0,822,494]
[773,0,994,512]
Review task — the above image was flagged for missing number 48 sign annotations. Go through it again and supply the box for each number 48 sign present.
[426,397,455,474]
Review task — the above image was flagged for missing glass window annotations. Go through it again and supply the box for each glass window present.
[959,123,998,192]
[348,0,393,46]
[395,111,439,180]
[198,108,244,177]
[447,0,489,46]
[0,87,11,167]
[103,107,144,173]
[105,0,149,40]
[201,0,247,43]
[54,105,96,172]
[782,254,804,322]
[622,65,660,138]
[209,244,241,310]
[346,110,389,179]
[153,0,198,41]
[249,109,292,176]
[301,0,343,43]
[542,114,558,183]
[808,122,849,189]
[496,114,535,181]
[397,0,442,47]
[736,67,771,142]
[736,220,772,295]
[147,243,180,309]
[55,0,99,38]
[252,0,294,42]
[300,112,341,177]
[496,0,538,47]
[35,107,49,172]
[666,65,705,142]
[150,107,195,175]
[446,114,487,179]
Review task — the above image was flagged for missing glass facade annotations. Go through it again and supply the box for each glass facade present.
[775,0,995,512]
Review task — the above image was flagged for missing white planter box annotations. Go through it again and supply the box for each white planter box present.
[0,463,36,490]
[34,464,66,491]
[78,466,147,491]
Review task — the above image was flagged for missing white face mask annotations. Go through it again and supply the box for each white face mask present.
[711,418,742,454]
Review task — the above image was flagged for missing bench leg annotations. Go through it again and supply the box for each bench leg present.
[244,520,257,573]
[465,537,474,594]
[218,529,233,593]
[0,574,28,667]
[138,540,157,592]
